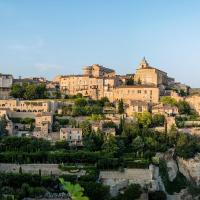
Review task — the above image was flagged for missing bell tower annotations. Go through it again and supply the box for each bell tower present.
[139,57,149,69]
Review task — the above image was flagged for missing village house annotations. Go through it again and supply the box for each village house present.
[60,128,83,146]
[125,100,150,116]
[0,99,58,113]
[33,112,53,138]
[152,103,179,116]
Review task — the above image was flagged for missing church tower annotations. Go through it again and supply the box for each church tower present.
[139,57,149,69]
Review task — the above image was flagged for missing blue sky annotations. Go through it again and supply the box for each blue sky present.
[0,0,200,87]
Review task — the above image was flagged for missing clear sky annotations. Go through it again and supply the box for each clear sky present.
[0,0,200,87]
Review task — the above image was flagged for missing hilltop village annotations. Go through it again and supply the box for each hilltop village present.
[1,59,200,200]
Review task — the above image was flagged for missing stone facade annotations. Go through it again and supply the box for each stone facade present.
[33,112,53,137]
[0,99,57,113]
[186,95,200,115]
[99,166,158,197]
[152,103,179,116]
[0,73,13,99]
[125,100,150,116]
[114,85,159,103]
[134,58,169,87]
[82,64,115,78]
[60,128,83,146]
[59,59,173,104]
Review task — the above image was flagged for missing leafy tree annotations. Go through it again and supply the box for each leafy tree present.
[23,84,37,100]
[75,98,87,107]
[132,136,144,152]
[83,131,103,151]
[167,125,179,145]
[135,112,152,128]
[101,135,119,155]
[152,114,165,127]
[118,99,124,114]
[148,191,167,200]
[10,83,25,98]
[59,178,89,200]
[121,184,142,200]
[126,77,134,85]
[80,182,110,200]
[35,83,46,99]
[80,121,91,135]
[0,116,8,136]
[177,100,191,115]
[10,83,47,100]
[160,96,177,106]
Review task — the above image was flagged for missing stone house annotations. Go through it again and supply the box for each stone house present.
[60,128,83,146]
[152,103,179,116]
[125,100,150,116]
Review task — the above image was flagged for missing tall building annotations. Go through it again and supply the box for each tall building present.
[0,73,13,99]
[134,57,174,94]
[60,64,120,100]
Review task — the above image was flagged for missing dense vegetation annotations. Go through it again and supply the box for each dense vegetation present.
[61,97,110,117]
[11,83,47,100]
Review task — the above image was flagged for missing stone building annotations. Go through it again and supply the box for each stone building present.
[0,73,13,99]
[0,99,58,113]
[60,65,120,101]
[82,64,116,77]
[59,59,176,104]
[134,57,170,87]
[113,85,159,103]
[125,100,150,116]
[152,103,179,116]
[33,112,53,137]
[60,128,83,146]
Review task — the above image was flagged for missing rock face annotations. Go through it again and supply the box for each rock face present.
[163,148,178,182]
[168,189,193,200]
[178,153,200,186]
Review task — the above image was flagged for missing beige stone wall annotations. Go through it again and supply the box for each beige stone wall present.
[82,64,115,78]
[113,86,159,104]
[0,89,11,99]
[134,68,168,86]
[0,99,50,113]
[60,75,119,100]
[186,95,200,115]
[60,76,104,99]
[125,104,149,116]
[60,128,83,146]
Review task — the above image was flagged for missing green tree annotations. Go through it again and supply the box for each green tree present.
[118,99,124,114]
[102,135,119,155]
[24,84,37,100]
[160,96,177,106]
[122,184,142,200]
[152,114,165,127]
[177,100,191,115]
[132,136,144,152]
[10,83,25,98]
[59,178,89,200]
[35,83,46,99]
[75,98,87,107]
[0,116,8,135]
[135,111,152,128]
